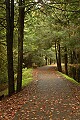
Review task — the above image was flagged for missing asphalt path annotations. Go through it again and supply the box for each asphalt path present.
[13,66,80,120]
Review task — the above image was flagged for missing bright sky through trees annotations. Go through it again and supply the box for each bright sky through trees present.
[35,0,38,2]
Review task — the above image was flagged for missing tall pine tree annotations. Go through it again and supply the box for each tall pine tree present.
[17,0,25,92]
[6,0,15,96]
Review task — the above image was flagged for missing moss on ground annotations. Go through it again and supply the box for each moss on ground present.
[0,68,33,96]
[58,71,80,85]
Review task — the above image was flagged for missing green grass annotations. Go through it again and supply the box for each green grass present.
[22,68,33,87]
[0,68,33,96]
[58,71,80,85]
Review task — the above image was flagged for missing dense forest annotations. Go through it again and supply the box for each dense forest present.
[0,0,80,96]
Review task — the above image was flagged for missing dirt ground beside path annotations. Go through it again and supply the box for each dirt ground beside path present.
[0,66,80,120]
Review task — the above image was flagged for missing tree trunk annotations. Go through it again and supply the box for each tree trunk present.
[70,51,73,64]
[50,58,52,65]
[57,41,62,72]
[73,50,77,64]
[64,47,68,75]
[45,56,47,65]
[6,0,15,96]
[17,0,25,92]
[55,41,59,69]
[77,53,80,64]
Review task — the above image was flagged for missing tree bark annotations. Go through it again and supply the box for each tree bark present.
[70,51,73,64]
[17,0,25,92]
[50,58,52,65]
[6,0,15,96]
[64,47,68,75]
[55,41,59,69]
[57,41,62,72]
[45,56,47,65]
[73,50,77,64]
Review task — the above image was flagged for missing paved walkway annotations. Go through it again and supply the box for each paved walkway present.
[13,66,80,120]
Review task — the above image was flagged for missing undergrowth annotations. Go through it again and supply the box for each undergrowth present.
[58,71,80,85]
[0,68,33,96]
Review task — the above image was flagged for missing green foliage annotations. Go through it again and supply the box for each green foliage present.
[22,68,33,87]
[58,71,80,85]
[32,54,45,66]
[0,68,33,96]
[0,0,80,94]
[0,44,8,84]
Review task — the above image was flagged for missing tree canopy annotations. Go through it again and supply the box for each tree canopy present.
[0,0,80,96]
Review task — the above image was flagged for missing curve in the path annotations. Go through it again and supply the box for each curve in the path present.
[14,66,80,120]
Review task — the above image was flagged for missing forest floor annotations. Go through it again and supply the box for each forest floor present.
[0,65,80,120]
